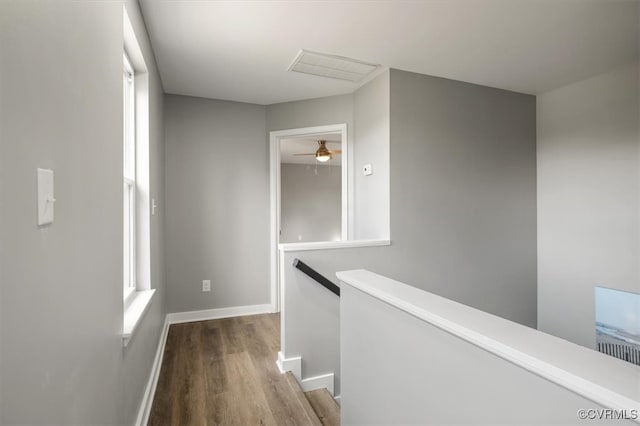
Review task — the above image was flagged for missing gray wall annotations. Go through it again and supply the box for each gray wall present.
[268,94,355,241]
[266,83,390,242]
[280,69,538,395]
[163,93,355,314]
[353,71,390,239]
[164,95,269,313]
[340,284,623,426]
[266,94,353,133]
[280,163,341,243]
[388,69,538,323]
[0,1,166,424]
[537,62,640,349]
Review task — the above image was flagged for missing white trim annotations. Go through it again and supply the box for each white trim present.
[134,71,151,293]
[276,352,335,395]
[337,269,640,422]
[279,251,288,349]
[123,289,156,347]
[135,317,169,426]
[347,124,355,239]
[166,304,273,325]
[301,373,335,396]
[270,123,351,313]
[123,7,148,73]
[276,351,302,380]
[340,123,351,240]
[269,124,347,139]
[123,285,136,307]
[270,129,281,312]
[280,239,390,253]
[334,395,341,405]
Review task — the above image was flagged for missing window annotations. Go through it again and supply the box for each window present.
[123,52,136,301]
[122,8,155,346]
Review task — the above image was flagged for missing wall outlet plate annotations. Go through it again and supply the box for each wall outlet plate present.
[202,280,211,292]
[363,164,373,176]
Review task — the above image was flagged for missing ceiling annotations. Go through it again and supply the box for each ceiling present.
[281,134,342,165]
[139,0,639,105]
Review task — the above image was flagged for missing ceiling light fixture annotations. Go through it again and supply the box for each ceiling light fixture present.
[315,141,332,162]
[293,140,341,163]
[288,49,379,82]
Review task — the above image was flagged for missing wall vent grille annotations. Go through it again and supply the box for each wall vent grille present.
[288,49,379,82]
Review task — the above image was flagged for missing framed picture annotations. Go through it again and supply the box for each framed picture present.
[595,286,640,366]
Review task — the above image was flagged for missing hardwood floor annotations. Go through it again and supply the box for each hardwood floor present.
[304,390,340,426]
[148,313,334,426]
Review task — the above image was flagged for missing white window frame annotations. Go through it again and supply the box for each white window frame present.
[123,52,136,303]
[122,7,155,349]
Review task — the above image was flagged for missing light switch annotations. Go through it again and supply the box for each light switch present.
[37,168,55,226]
[363,164,373,176]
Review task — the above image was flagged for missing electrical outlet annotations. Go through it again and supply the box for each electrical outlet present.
[202,280,211,292]
[363,164,373,176]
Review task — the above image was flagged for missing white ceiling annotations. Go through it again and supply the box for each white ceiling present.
[139,0,639,105]
[281,134,342,165]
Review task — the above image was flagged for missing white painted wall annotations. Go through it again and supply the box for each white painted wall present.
[280,245,390,396]
[0,1,166,424]
[339,276,636,425]
[280,164,341,243]
[537,62,640,349]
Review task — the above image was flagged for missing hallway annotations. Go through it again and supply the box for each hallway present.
[148,314,338,425]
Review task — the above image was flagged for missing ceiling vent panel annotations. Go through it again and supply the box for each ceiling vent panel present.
[288,50,379,82]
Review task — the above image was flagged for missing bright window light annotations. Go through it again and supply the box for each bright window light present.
[123,52,136,301]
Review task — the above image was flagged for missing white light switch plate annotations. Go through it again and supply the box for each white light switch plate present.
[363,164,373,176]
[37,168,55,226]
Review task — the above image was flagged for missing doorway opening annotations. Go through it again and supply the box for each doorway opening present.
[269,124,351,311]
[280,136,342,243]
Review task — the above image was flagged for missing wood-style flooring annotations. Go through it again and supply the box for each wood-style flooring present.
[148,313,338,426]
[305,390,341,426]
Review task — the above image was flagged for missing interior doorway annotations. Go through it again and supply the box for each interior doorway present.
[279,135,343,243]
[269,124,351,312]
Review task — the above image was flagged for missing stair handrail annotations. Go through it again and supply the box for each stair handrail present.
[293,258,341,297]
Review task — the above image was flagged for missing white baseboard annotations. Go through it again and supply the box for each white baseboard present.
[276,352,335,396]
[301,373,335,396]
[334,395,341,404]
[276,351,302,380]
[135,304,273,425]
[135,317,170,426]
[167,303,273,324]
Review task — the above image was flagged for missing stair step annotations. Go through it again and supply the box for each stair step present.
[284,372,323,426]
[304,389,340,426]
